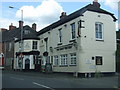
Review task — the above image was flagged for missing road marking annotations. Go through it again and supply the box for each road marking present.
[33,82,55,90]
[10,77,24,81]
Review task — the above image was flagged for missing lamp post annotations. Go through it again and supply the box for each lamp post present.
[9,6,23,70]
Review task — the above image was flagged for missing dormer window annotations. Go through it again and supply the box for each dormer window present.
[24,30,30,35]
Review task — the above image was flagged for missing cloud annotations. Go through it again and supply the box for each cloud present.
[104,0,119,10]
[118,23,120,29]
[16,0,64,31]
[0,18,18,30]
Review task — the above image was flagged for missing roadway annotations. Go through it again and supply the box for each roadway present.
[2,70,119,89]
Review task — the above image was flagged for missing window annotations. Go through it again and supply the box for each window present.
[96,56,103,65]
[32,41,37,50]
[95,22,103,40]
[54,55,59,66]
[8,42,12,51]
[70,53,77,65]
[60,54,68,66]
[71,23,76,39]
[33,55,36,64]
[24,30,30,34]
[59,28,62,43]
[51,56,53,65]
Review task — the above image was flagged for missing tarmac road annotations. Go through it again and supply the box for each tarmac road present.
[2,70,119,89]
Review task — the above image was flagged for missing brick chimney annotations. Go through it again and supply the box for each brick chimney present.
[9,23,16,30]
[0,28,7,32]
[32,23,36,31]
[19,21,24,29]
[60,12,67,19]
[93,0,100,8]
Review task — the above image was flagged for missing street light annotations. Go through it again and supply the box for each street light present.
[9,6,23,70]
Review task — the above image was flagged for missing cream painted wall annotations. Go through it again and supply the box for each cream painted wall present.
[78,11,116,73]
[38,10,116,73]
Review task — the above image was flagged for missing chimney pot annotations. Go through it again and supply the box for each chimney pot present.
[9,23,16,30]
[60,12,67,19]
[19,21,24,29]
[93,0,100,8]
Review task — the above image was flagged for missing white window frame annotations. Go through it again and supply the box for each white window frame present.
[60,54,68,66]
[71,23,76,39]
[8,42,12,51]
[70,53,77,65]
[53,55,59,66]
[58,28,62,43]
[95,22,103,40]
[32,41,38,50]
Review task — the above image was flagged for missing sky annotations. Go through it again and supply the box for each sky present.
[0,0,119,31]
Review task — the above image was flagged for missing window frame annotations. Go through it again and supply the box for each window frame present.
[53,55,59,66]
[95,22,104,40]
[60,54,68,66]
[95,56,103,65]
[32,41,38,50]
[70,53,77,66]
[71,23,76,39]
[58,28,62,43]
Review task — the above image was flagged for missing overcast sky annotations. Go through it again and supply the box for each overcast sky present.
[0,0,119,31]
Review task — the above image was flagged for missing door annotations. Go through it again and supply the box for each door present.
[25,58,30,70]
[35,60,41,71]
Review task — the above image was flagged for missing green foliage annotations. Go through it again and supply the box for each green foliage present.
[95,71,103,78]
[116,30,120,72]
[116,44,120,72]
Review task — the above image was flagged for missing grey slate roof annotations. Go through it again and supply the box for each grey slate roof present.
[37,3,117,35]
[2,25,39,42]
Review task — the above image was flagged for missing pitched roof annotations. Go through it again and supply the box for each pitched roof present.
[37,3,117,35]
[2,25,39,42]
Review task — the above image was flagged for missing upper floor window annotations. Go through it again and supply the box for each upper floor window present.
[95,22,103,40]
[71,23,76,39]
[59,28,62,43]
[32,41,37,50]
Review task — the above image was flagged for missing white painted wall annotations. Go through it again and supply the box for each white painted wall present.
[14,39,39,69]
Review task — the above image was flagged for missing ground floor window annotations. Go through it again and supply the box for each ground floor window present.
[60,54,68,66]
[96,56,103,65]
[54,55,59,66]
[70,53,76,65]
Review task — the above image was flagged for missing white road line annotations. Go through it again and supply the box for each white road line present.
[33,82,55,90]
[10,77,24,81]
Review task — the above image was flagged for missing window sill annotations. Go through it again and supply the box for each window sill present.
[59,65,68,67]
[69,64,77,66]
[96,39,104,42]
[57,43,62,46]
[53,65,59,67]
[69,39,76,43]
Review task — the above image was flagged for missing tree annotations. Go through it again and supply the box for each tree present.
[116,30,120,72]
